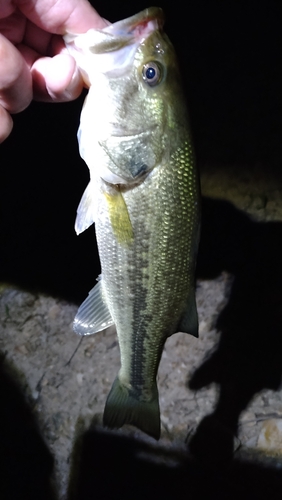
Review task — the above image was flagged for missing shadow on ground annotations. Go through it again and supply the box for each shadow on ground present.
[189,197,282,463]
[67,424,282,500]
[0,357,56,500]
[1,360,282,500]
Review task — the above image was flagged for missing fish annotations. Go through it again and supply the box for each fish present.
[64,7,200,440]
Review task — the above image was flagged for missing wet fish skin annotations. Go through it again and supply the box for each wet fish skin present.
[64,7,200,440]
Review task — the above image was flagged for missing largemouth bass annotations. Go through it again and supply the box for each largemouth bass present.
[64,7,200,440]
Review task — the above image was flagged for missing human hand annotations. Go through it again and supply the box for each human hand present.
[0,0,108,142]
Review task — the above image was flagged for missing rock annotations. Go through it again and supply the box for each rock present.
[257,419,282,453]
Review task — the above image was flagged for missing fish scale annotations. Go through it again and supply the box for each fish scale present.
[64,7,200,439]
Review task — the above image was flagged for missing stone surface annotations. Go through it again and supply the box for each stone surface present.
[258,419,282,453]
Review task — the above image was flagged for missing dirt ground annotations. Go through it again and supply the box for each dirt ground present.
[1,163,282,498]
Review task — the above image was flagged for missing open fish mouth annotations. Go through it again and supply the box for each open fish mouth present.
[103,7,164,38]
[64,8,164,82]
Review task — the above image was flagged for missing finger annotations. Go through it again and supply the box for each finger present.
[31,53,84,102]
[23,19,53,55]
[18,40,84,102]
[0,10,26,44]
[18,0,108,34]
[0,0,15,19]
[21,23,65,58]
[0,34,32,113]
[0,105,13,143]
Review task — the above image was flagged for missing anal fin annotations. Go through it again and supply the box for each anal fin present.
[73,279,114,335]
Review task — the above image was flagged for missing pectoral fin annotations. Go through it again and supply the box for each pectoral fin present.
[103,187,134,244]
[178,290,199,338]
[73,279,114,335]
[75,181,97,235]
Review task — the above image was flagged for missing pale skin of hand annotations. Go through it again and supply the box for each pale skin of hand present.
[0,0,108,142]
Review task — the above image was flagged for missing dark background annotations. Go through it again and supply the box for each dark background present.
[0,0,281,302]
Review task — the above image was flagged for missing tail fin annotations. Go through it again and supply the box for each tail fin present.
[103,377,160,440]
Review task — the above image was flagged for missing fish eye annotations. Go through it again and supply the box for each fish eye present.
[142,62,162,86]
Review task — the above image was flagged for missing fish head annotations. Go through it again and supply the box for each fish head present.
[64,8,186,186]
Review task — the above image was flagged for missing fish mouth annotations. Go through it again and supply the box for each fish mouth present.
[100,7,164,44]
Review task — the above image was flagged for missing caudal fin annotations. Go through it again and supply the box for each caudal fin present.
[103,377,160,440]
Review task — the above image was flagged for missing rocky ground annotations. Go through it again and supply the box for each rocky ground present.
[0,163,282,499]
